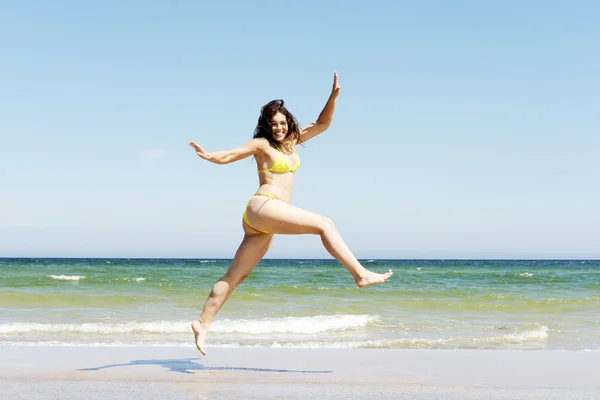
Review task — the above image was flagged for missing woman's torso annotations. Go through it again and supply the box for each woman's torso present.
[254,145,300,203]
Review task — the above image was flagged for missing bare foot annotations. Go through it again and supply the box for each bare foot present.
[356,269,393,288]
[191,319,208,355]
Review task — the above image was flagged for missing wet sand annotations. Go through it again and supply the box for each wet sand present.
[1,347,599,399]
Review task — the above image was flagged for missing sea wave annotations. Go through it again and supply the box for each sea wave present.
[121,277,146,282]
[0,314,377,335]
[47,275,85,281]
[0,340,190,347]
[213,314,377,334]
[263,325,550,349]
[0,325,554,349]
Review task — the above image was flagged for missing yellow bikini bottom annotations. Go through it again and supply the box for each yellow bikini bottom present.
[242,192,277,234]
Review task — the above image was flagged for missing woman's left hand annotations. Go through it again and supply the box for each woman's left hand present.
[331,72,340,96]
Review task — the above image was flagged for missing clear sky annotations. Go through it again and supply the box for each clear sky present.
[1,1,598,259]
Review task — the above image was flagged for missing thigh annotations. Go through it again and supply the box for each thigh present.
[224,233,274,280]
[245,197,327,235]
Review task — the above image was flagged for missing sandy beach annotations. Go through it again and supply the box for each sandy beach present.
[1,346,598,399]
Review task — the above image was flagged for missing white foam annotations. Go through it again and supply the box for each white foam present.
[213,314,377,334]
[265,327,550,349]
[0,340,190,347]
[477,325,549,344]
[0,325,558,350]
[266,326,550,349]
[48,275,85,281]
[0,321,184,334]
[0,314,377,336]
[519,272,533,277]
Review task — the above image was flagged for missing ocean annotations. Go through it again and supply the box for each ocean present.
[1,258,598,350]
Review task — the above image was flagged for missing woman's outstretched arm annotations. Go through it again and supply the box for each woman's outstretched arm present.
[189,138,266,164]
[299,72,341,144]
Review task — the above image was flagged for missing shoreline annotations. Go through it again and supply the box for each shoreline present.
[2,347,599,399]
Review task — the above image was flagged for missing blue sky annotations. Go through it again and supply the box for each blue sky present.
[1,1,598,259]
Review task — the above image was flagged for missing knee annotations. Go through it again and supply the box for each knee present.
[222,271,250,286]
[319,216,336,234]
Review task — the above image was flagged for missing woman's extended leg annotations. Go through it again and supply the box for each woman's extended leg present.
[192,232,274,355]
[245,197,393,287]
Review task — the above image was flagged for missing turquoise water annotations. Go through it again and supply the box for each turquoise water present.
[1,258,598,350]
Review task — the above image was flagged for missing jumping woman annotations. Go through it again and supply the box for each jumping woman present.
[189,72,393,355]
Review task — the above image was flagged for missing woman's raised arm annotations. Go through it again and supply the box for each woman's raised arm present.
[298,72,341,144]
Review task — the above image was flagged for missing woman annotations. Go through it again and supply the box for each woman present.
[188,72,393,355]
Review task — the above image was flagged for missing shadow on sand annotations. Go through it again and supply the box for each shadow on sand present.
[78,358,333,375]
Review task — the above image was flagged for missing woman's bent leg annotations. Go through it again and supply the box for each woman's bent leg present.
[192,232,274,354]
[318,218,393,287]
[245,197,392,287]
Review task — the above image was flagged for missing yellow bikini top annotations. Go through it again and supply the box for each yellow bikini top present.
[257,150,300,174]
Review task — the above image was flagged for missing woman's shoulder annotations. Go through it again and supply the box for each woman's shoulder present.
[249,137,270,153]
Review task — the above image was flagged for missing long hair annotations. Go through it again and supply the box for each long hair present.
[253,99,302,152]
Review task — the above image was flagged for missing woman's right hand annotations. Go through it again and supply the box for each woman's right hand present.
[189,141,212,161]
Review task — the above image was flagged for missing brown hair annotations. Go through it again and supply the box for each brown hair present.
[253,99,302,152]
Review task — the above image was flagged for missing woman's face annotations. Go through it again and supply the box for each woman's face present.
[269,112,288,142]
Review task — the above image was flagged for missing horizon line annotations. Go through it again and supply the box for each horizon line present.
[1,256,598,261]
